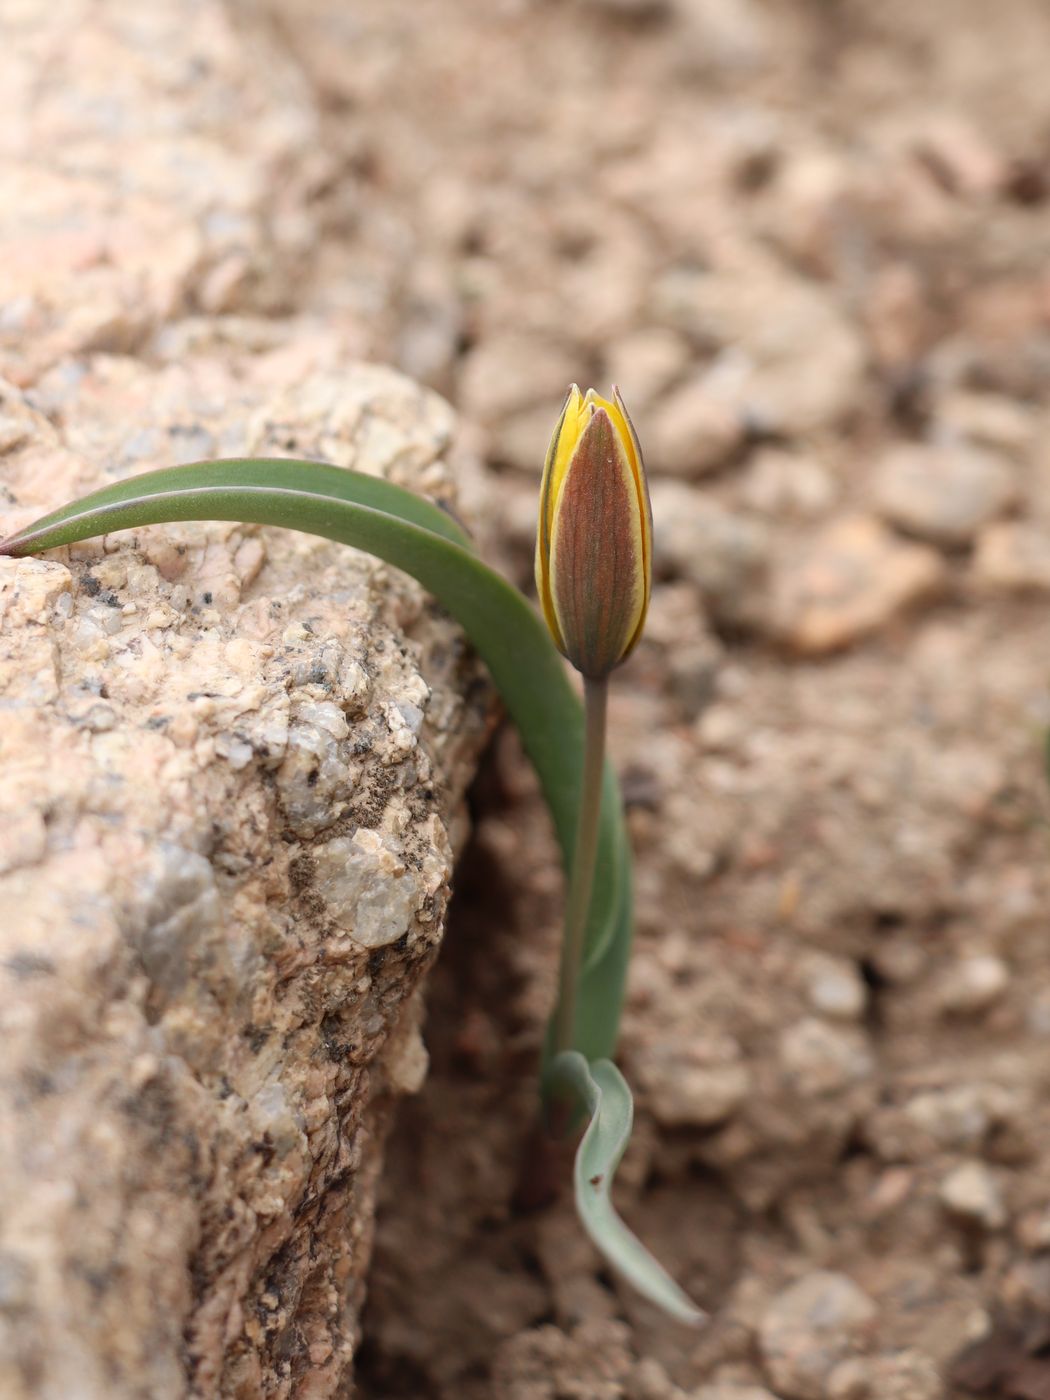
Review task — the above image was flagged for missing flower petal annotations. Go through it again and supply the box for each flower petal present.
[548,408,647,678]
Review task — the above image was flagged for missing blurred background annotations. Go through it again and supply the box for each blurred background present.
[6,0,1050,1396]
[327,3,1050,1398]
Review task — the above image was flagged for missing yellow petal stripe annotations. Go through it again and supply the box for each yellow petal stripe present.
[612,387,652,656]
[536,385,652,676]
[548,408,646,678]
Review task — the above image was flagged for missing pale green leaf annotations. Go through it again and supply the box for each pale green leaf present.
[549,1051,707,1327]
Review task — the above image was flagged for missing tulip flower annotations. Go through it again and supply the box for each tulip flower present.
[534,386,652,1066]
[535,385,652,681]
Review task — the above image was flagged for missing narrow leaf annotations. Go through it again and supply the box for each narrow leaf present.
[0,460,630,1061]
[4,458,474,553]
[549,1051,707,1327]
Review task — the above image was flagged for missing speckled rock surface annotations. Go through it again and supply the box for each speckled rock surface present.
[0,0,323,386]
[0,7,493,1388]
[0,342,491,1397]
[0,348,491,1398]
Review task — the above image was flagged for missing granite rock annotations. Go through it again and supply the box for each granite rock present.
[0,0,325,387]
[0,353,491,1399]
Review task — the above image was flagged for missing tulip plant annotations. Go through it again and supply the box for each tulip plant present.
[0,387,703,1325]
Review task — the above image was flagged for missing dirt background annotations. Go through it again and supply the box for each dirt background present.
[252,0,1050,1396]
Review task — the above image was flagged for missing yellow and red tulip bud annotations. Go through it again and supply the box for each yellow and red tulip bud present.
[535,386,652,680]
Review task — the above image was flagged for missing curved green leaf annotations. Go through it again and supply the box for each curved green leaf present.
[6,458,474,552]
[549,1051,707,1327]
[0,460,629,1060]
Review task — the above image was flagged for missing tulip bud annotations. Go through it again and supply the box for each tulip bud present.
[535,386,652,680]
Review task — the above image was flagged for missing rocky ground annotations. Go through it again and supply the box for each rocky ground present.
[7,0,1050,1395]
[264,1,1050,1397]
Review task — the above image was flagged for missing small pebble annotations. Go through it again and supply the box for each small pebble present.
[779,1019,873,1097]
[769,515,945,654]
[828,1350,942,1400]
[648,373,745,478]
[741,447,836,518]
[974,522,1050,594]
[940,1161,1007,1229]
[605,327,691,410]
[625,1358,686,1400]
[635,1040,752,1129]
[938,955,1009,1015]
[804,957,867,1022]
[903,1084,1017,1151]
[651,481,768,630]
[760,1271,877,1400]
[936,390,1036,454]
[874,443,1016,547]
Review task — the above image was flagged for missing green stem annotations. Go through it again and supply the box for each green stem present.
[553,674,609,1055]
